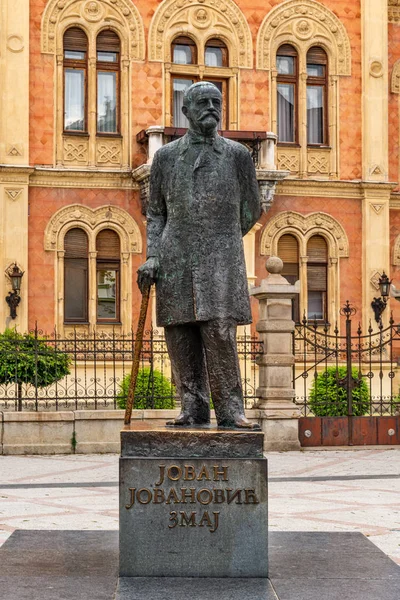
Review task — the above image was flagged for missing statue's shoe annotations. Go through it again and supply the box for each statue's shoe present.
[166,413,210,427]
[218,413,261,431]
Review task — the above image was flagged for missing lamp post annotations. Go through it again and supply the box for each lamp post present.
[371,272,391,323]
[5,263,24,319]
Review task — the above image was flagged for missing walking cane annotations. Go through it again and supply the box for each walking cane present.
[124,284,151,425]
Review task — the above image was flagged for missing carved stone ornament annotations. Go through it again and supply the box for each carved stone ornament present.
[63,139,88,163]
[370,164,384,176]
[308,152,329,174]
[148,0,253,68]
[5,188,23,201]
[369,60,384,78]
[278,151,299,173]
[370,270,382,291]
[256,0,352,76]
[81,0,105,22]
[7,35,24,53]
[6,145,22,157]
[41,0,145,61]
[370,203,384,215]
[97,142,121,165]
[392,233,400,266]
[260,211,349,257]
[391,59,400,94]
[389,0,400,24]
[44,204,142,253]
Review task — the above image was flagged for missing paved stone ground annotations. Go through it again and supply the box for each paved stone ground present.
[0,448,399,565]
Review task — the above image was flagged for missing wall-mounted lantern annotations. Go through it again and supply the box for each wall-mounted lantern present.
[371,271,391,323]
[5,263,24,319]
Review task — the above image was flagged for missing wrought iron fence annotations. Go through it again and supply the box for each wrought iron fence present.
[293,302,400,419]
[0,326,262,412]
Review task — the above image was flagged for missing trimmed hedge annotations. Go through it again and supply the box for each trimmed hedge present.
[0,328,70,387]
[117,367,175,410]
[309,366,370,417]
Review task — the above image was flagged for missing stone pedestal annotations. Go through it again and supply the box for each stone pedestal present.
[250,257,301,452]
[119,423,268,578]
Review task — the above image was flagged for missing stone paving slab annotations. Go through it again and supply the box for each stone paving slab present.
[1,530,400,600]
[0,530,119,600]
[116,577,277,600]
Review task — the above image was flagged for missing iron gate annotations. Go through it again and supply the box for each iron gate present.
[294,301,400,446]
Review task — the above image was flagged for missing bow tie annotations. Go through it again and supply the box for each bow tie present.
[188,132,216,146]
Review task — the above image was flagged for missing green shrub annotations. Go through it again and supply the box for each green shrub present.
[309,366,370,417]
[117,367,175,410]
[0,328,70,388]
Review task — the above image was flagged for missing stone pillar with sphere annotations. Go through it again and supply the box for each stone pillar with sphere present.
[250,257,301,451]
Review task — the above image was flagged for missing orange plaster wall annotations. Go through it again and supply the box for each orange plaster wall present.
[255,194,363,321]
[28,187,146,332]
[390,209,400,325]
[30,0,55,166]
[389,24,400,189]
[131,61,164,169]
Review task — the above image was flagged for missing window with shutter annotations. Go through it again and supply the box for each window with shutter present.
[170,35,228,129]
[64,228,89,322]
[96,229,120,322]
[63,28,88,133]
[306,46,328,145]
[205,38,228,68]
[307,235,328,320]
[96,30,120,134]
[276,44,298,144]
[278,234,300,322]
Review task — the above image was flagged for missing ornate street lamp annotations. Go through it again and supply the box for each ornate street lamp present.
[5,263,24,319]
[371,271,391,323]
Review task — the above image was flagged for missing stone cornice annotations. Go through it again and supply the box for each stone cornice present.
[389,1,400,23]
[277,178,396,199]
[390,193,400,208]
[29,168,138,190]
[132,164,151,183]
[0,165,34,185]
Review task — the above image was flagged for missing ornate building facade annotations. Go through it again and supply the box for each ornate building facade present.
[0,0,399,339]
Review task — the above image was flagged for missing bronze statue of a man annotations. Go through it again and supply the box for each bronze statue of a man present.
[138,81,261,429]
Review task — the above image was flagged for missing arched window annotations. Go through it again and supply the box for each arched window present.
[307,47,328,145]
[96,229,120,322]
[278,234,300,322]
[205,38,228,68]
[307,235,328,320]
[172,36,197,65]
[276,44,298,144]
[170,36,228,129]
[63,27,88,132]
[96,30,120,134]
[64,228,88,322]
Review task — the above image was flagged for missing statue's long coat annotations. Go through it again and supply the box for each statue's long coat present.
[147,133,261,327]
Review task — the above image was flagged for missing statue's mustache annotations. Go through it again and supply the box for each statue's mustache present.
[199,111,219,120]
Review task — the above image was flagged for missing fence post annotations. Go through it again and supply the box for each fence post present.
[250,256,301,451]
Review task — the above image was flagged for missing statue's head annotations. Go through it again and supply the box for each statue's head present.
[182,82,222,135]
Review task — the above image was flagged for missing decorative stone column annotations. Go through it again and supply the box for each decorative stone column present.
[259,132,277,170]
[146,126,165,163]
[250,256,300,451]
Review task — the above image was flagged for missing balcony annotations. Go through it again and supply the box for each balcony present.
[133,126,288,214]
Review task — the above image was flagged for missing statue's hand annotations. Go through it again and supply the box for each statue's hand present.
[137,257,159,294]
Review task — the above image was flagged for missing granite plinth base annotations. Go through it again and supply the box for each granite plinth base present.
[119,423,268,578]
[1,531,400,600]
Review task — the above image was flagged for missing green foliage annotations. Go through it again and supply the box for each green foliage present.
[0,329,71,387]
[309,366,370,417]
[117,367,175,410]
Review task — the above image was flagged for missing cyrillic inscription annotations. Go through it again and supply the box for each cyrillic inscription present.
[126,463,260,533]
